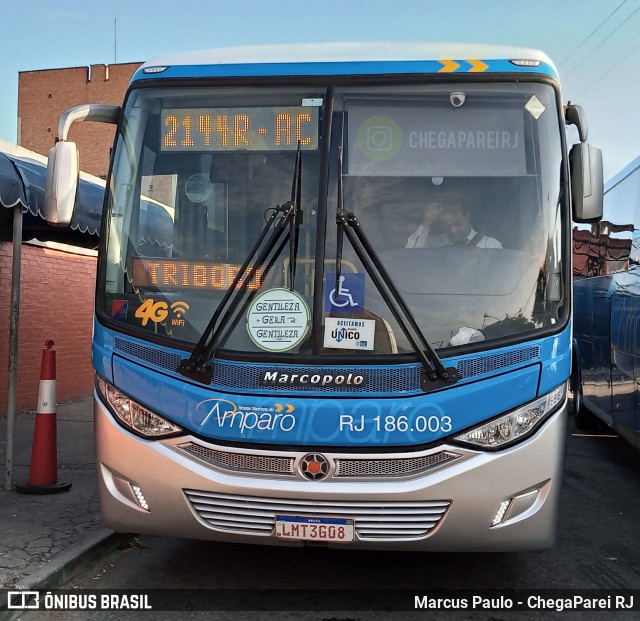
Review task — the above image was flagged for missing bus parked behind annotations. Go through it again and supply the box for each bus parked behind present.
[572,155,640,449]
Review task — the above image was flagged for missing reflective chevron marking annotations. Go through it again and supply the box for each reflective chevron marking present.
[438,59,490,73]
[467,59,489,72]
[438,59,460,73]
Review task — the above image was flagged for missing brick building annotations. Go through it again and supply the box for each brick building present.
[0,241,98,414]
[18,62,141,177]
[1,62,141,416]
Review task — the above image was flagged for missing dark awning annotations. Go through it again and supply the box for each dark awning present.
[0,149,104,248]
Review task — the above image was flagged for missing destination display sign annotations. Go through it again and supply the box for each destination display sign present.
[161,106,319,152]
[131,258,262,291]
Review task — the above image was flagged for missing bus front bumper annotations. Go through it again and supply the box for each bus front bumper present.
[95,393,567,551]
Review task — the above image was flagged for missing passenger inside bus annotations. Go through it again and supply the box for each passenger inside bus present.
[406,201,503,249]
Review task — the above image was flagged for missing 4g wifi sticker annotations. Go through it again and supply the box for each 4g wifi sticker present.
[134,299,190,326]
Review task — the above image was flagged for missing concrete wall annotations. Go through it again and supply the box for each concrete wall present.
[0,241,97,415]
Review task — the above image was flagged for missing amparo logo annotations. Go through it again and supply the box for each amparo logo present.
[356,115,402,161]
[194,398,296,434]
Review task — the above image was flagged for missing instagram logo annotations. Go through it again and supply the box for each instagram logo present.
[357,115,401,161]
[366,125,393,151]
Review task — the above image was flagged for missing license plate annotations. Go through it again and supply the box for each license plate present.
[275,515,355,542]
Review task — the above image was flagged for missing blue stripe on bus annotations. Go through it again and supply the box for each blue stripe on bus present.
[131,60,557,83]
[110,353,542,447]
[94,322,569,448]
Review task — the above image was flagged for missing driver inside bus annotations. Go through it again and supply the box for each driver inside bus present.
[406,201,502,249]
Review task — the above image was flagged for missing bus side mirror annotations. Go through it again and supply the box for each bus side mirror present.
[565,103,588,142]
[570,142,603,223]
[44,103,120,227]
[45,141,79,226]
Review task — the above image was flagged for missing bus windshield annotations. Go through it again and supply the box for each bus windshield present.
[99,81,564,357]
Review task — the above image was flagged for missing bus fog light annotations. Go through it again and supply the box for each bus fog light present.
[492,489,540,527]
[492,500,511,526]
[453,383,566,449]
[131,484,150,511]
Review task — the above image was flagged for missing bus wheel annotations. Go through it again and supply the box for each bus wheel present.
[571,373,600,431]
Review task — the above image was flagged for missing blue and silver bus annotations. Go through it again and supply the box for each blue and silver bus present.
[45,43,602,550]
[572,155,640,449]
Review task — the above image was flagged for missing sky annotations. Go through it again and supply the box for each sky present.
[1,0,639,181]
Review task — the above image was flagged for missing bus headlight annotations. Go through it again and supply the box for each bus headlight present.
[96,376,183,438]
[453,383,566,449]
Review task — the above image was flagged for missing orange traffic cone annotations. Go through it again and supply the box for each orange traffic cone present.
[16,340,71,494]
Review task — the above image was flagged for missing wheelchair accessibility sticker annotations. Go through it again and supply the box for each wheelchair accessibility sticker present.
[325,273,365,312]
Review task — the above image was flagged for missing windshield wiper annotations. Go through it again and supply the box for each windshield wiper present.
[178,147,302,384]
[334,147,457,391]
[335,147,346,300]
[288,145,303,290]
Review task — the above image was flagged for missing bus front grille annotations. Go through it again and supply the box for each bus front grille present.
[178,442,295,475]
[184,491,451,541]
[175,442,463,479]
[335,451,461,477]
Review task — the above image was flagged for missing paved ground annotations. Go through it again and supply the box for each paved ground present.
[1,396,638,621]
[0,398,117,593]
